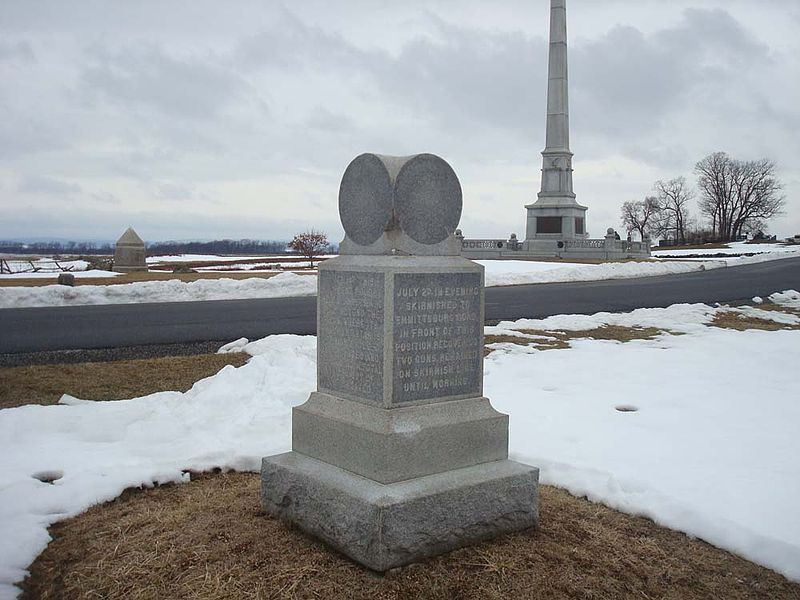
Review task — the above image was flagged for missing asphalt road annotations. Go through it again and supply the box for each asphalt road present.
[1,257,798,357]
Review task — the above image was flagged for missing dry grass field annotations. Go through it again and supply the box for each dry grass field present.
[20,471,800,600]
[0,353,249,410]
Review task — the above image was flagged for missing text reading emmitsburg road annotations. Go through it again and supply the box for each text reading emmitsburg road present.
[393,273,482,403]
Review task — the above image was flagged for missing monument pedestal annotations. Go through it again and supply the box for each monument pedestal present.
[262,453,538,572]
[261,153,539,570]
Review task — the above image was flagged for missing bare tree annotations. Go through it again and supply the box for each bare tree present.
[653,177,693,244]
[695,152,785,242]
[288,230,330,268]
[620,196,660,240]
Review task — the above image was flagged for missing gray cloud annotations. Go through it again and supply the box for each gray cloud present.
[0,38,34,61]
[17,175,81,195]
[0,1,797,240]
[305,107,356,133]
[79,45,251,120]
[155,182,196,201]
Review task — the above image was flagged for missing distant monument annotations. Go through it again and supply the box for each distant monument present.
[261,153,539,571]
[460,0,650,260]
[113,227,147,273]
[524,0,588,250]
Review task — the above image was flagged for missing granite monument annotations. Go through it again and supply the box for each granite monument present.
[113,227,147,273]
[261,153,539,571]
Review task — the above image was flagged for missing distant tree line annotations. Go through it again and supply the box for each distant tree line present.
[621,151,787,244]
[0,241,115,255]
[146,239,291,256]
[0,238,293,256]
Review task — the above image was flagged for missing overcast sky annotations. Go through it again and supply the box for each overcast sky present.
[1,0,798,243]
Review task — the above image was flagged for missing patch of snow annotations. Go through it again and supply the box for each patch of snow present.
[0,273,317,309]
[4,251,798,308]
[0,270,121,280]
[1,294,800,597]
[217,338,249,354]
[146,254,338,264]
[146,254,277,263]
[753,296,764,304]
[770,290,800,309]
[0,335,316,599]
[652,241,800,257]
[478,259,721,287]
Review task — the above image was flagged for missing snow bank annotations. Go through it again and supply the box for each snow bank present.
[3,250,799,308]
[0,261,717,308]
[1,293,800,597]
[0,335,316,600]
[0,259,122,279]
[652,241,800,258]
[488,329,800,582]
[0,270,121,280]
[0,273,317,308]
[146,254,337,264]
[479,259,721,287]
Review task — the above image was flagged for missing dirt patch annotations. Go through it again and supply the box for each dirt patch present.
[712,311,800,332]
[0,353,249,410]
[21,471,800,600]
[485,326,669,355]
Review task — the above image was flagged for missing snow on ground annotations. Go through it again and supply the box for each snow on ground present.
[1,292,799,598]
[146,254,273,263]
[193,261,316,271]
[3,245,799,308]
[478,258,722,286]
[652,241,800,259]
[0,273,317,308]
[0,260,725,309]
[146,254,337,264]
[0,270,121,280]
[0,259,120,279]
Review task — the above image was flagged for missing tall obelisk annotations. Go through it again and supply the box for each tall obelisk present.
[525,0,588,245]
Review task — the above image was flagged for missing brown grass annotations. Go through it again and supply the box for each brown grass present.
[0,353,249,410]
[485,325,669,355]
[711,311,800,332]
[21,471,800,600]
[747,303,800,317]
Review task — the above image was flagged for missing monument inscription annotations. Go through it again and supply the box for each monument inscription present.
[318,270,385,402]
[393,272,482,403]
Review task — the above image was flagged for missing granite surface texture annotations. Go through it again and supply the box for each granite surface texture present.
[113,227,147,273]
[262,453,540,572]
[316,255,484,408]
[337,153,462,256]
[292,393,508,484]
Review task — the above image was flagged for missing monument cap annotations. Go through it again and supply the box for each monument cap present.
[338,153,462,247]
[394,154,462,245]
[338,154,394,246]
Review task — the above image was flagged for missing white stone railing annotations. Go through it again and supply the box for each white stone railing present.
[461,239,509,250]
[460,237,650,257]
[563,239,604,249]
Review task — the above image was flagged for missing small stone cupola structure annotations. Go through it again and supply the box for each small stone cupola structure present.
[113,227,148,273]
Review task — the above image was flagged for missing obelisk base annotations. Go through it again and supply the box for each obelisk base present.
[261,453,539,571]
